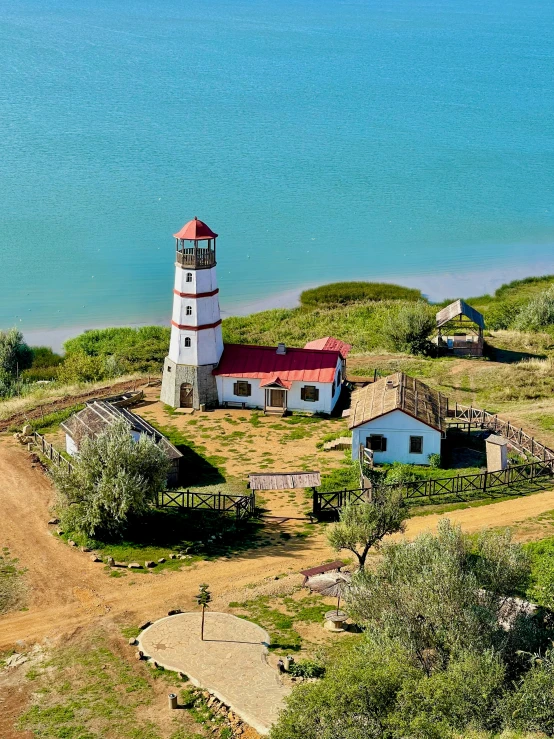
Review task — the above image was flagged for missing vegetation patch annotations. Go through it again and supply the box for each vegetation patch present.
[0,547,26,614]
[18,632,205,739]
[300,281,423,307]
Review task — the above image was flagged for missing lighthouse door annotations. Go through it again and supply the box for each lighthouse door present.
[179,383,193,408]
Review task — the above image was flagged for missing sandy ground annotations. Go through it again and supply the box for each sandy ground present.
[2,437,554,653]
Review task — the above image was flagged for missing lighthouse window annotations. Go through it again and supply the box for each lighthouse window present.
[184,337,191,348]
[186,305,192,316]
[186,272,193,283]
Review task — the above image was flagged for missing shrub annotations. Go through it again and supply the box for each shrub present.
[0,328,32,377]
[56,352,107,384]
[382,302,436,356]
[484,301,522,330]
[52,418,171,538]
[300,282,423,307]
[384,462,420,485]
[288,659,325,679]
[514,286,554,331]
[428,453,441,469]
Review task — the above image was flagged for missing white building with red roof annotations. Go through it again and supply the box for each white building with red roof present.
[160,217,350,413]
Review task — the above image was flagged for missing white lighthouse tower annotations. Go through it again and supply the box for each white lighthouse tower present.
[160,217,223,409]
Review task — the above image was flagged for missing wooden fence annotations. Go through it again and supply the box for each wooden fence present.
[449,404,554,463]
[156,490,256,520]
[314,403,554,517]
[33,431,75,474]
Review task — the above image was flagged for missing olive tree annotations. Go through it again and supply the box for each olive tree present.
[347,520,531,673]
[52,418,171,538]
[327,487,407,572]
[383,302,436,356]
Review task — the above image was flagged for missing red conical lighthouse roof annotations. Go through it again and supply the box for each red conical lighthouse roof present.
[173,216,218,241]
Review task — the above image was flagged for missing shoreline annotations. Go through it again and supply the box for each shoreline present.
[20,263,554,352]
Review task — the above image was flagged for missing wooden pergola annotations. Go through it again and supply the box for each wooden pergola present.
[436,299,484,357]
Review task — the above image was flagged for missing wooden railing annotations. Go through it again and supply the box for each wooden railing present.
[156,490,256,519]
[314,403,554,517]
[33,432,75,474]
[176,249,216,269]
[449,404,554,463]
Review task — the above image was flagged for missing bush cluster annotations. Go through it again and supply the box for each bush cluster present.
[300,282,423,307]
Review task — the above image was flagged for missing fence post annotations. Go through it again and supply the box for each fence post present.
[483,471,487,495]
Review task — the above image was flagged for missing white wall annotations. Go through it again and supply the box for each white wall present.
[216,361,342,414]
[65,434,78,456]
[351,409,442,464]
[168,264,223,366]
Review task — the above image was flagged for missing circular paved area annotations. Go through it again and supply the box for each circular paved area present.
[138,612,290,735]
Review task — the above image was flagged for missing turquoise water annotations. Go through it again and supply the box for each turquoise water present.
[1,0,554,338]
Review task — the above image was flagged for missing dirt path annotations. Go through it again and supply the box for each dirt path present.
[2,438,554,651]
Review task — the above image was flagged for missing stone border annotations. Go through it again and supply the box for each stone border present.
[136,613,273,736]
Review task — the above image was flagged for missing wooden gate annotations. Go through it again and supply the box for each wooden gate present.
[180,383,193,408]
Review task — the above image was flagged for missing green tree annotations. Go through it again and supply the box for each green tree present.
[52,419,171,537]
[195,583,212,641]
[501,645,554,734]
[56,352,106,384]
[327,488,407,572]
[0,328,32,377]
[347,521,531,673]
[383,302,436,355]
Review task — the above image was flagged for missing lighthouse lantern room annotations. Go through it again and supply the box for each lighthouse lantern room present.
[160,217,223,409]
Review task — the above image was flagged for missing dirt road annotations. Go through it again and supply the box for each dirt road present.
[2,438,554,651]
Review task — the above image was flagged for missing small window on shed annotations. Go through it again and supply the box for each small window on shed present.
[332,381,336,395]
[367,434,387,452]
[233,381,252,397]
[301,385,319,402]
[186,305,192,316]
[186,272,193,283]
[184,337,191,348]
[409,436,423,454]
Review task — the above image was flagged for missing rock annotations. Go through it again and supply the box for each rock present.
[56,528,64,536]
[81,546,92,553]
[178,555,187,560]
[128,637,137,646]
[48,518,59,525]
[135,650,144,660]
[178,671,187,681]
[168,609,182,616]
[169,554,177,559]
[67,540,76,547]
[6,653,28,668]
[106,557,115,567]
[13,432,20,439]
[150,660,158,669]
[128,562,142,569]
[114,561,127,568]
[90,554,101,562]
[138,621,151,630]
[144,561,155,568]
[157,557,166,563]
[22,424,32,436]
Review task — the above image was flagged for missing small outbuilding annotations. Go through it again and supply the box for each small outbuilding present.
[348,372,447,464]
[61,400,183,486]
[435,299,484,357]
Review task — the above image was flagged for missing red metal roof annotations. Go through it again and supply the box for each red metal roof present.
[213,344,341,384]
[173,216,218,241]
[304,336,352,357]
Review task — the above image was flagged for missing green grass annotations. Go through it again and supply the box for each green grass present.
[31,403,86,434]
[18,633,185,739]
[59,507,262,573]
[524,536,554,609]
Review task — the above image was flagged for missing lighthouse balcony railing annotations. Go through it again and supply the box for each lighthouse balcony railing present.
[176,249,216,269]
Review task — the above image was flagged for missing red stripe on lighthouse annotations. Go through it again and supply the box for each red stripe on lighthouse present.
[173,288,219,299]
[171,319,222,332]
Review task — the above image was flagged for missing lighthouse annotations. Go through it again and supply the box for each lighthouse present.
[160,217,223,409]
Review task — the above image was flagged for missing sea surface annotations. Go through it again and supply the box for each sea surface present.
[1,0,554,346]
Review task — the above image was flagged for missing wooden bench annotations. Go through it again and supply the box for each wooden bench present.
[222,401,247,409]
[300,560,345,585]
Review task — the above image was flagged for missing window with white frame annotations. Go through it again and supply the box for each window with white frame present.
[184,337,191,347]
[186,272,193,283]
[186,305,192,316]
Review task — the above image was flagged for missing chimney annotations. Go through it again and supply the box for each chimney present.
[386,378,395,390]
[276,343,287,355]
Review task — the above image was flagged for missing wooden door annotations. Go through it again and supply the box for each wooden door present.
[179,383,193,408]
[269,389,285,408]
